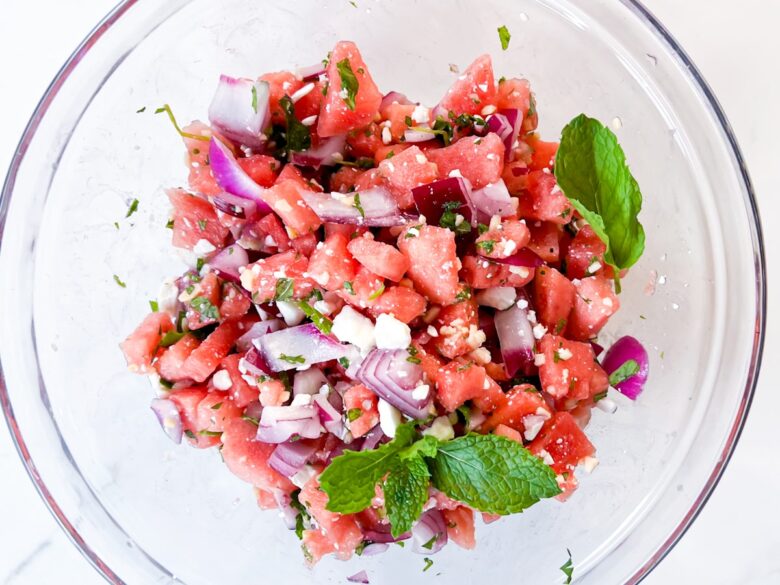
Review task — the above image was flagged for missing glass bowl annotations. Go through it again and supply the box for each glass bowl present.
[0,0,765,583]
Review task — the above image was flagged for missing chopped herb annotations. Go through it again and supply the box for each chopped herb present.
[555,318,567,334]
[454,287,472,303]
[290,490,311,540]
[560,549,574,584]
[386,150,395,159]
[423,558,434,572]
[368,283,385,300]
[476,239,496,254]
[439,201,472,235]
[553,350,561,364]
[527,94,537,117]
[407,345,419,357]
[113,274,127,288]
[165,218,174,229]
[355,540,367,556]
[338,357,351,369]
[498,76,507,84]
[242,415,259,425]
[251,85,258,113]
[353,192,365,218]
[196,258,205,272]
[456,405,471,426]
[279,371,292,392]
[149,300,159,312]
[349,0,357,6]
[125,198,139,218]
[406,356,422,364]
[639,314,646,320]
[275,277,295,301]
[159,378,174,389]
[421,535,438,550]
[608,359,640,386]
[279,95,312,152]
[113,222,120,230]
[593,390,608,403]
[404,115,413,126]
[338,157,375,169]
[297,300,333,334]
[335,58,359,111]
[184,430,196,440]
[154,104,209,141]
[405,224,422,238]
[191,296,220,321]
[477,223,489,235]
[280,354,306,365]
[136,106,146,113]
[396,541,405,548]
[457,362,473,372]
[497,25,512,50]
[197,219,207,231]
[198,429,222,437]
[344,281,355,295]
[309,289,324,302]
[159,329,186,348]
[210,402,223,410]
[347,408,363,422]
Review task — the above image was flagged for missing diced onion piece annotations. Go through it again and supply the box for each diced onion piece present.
[258,323,348,371]
[208,76,270,148]
[494,302,536,377]
[601,336,650,400]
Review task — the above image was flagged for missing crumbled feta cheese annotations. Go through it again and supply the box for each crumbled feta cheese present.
[475,286,517,310]
[192,238,216,256]
[557,348,573,360]
[275,199,293,214]
[381,126,392,144]
[516,298,529,310]
[526,309,537,324]
[469,347,491,365]
[291,393,313,407]
[454,214,465,227]
[465,325,487,349]
[276,300,305,326]
[422,416,455,441]
[411,384,430,401]
[377,399,403,438]
[489,214,502,231]
[522,414,547,441]
[290,82,315,103]
[603,297,614,307]
[580,456,599,473]
[331,306,376,354]
[374,313,412,350]
[426,325,439,338]
[212,369,232,391]
[157,277,180,314]
[291,464,318,488]
[596,397,618,414]
[415,153,427,164]
[448,169,463,178]
[561,368,569,384]
[480,104,497,116]
[538,449,555,465]
[301,115,318,126]
[411,105,430,124]
[534,353,546,366]
[509,266,530,278]
[406,226,420,238]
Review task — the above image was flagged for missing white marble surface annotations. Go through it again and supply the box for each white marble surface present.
[0,1,777,583]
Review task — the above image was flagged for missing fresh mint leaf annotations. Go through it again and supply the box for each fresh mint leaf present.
[608,359,639,386]
[497,25,511,50]
[343,281,355,295]
[159,329,186,348]
[429,433,560,514]
[384,456,431,537]
[560,549,574,584]
[336,58,359,111]
[149,300,159,312]
[400,435,439,461]
[275,277,295,301]
[554,114,645,290]
[347,408,362,422]
[476,239,495,254]
[279,95,312,152]
[297,300,333,334]
[191,296,220,321]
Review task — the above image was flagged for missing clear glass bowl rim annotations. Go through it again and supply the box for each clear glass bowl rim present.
[0,1,766,583]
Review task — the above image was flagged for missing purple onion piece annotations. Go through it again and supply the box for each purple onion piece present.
[590,341,605,358]
[485,113,514,154]
[293,367,328,396]
[259,323,348,372]
[272,489,298,530]
[363,529,411,543]
[298,186,416,227]
[469,179,516,221]
[236,319,283,353]
[257,405,323,443]
[289,134,347,168]
[298,63,326,82]
[411,177,475,227]
[208,137,272,212]
[207,244,248,282]
[208,76,270,148]
[244,347,273,376]
[499,108,523,159]
[494,302,536,378]
[313,393,345,437]
[213,192,259,219]
[403,129,435,143]
[491,247,545,268]
[361,543,390,556]
[411,509,448,554]
[356,349,430,419]
[360,425,384,451]
[380,91,413,110]
[150,399,183,444]
[347,570,370,584]
[268,440,319,477]
[601,335,650,400]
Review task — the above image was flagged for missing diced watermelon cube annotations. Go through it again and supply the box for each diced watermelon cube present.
[427,133,505,189]
[307,232,358,291]
[397,225,460,305]
[566,276,620,340]
[369,285,427,324]
[347,233,409,282]
[533,266,576,332]
[343,383,380,438]
[167,188,229,250]
[529,411,595,475]
[438,54,497,116]
[120,312,174,373]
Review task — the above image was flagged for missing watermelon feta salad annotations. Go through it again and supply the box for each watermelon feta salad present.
[121,40,649,567]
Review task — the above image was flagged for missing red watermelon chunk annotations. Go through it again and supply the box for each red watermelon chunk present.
[368,285,427,324]
[377,145,438,209]
[240,249,315,302]
[529,411,595,475]
[438,54,497,116]
[167,188,229,251]
[533,266,576,332]
[427,133,505,189]
[517,170,573,224]
[183,319,246,383]
[566,275,620,341]
[120,312,174,373]
[347,233,409,282]
[307,232,358,291]
[537,334,608,401]
[397,224,460,305]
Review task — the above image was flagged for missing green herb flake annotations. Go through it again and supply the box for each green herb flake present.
[343,281,355,295]
[497,25,512,50]
[166,218,174,229]
[476,239,496,254]
[136,106,146,113]
[423,558,434,572]
[439,201,472,235]
[251,85,258,113]
[198,429,222,437]
[404,115,413,126]
[593,390,608,403]
[368,283,385,301]
[149,300,159,312]
[560,549,574,584]
[184,430,196,440]
[608,359,640,386]
[210,402,223,410]
[554,114,645,292]
[196,258,205,272]
[113,274,127,288]
[196,219,207,231]
[422,535,438,550]
[335,58,359,111]
[406,356,422,364]
[477,223,489,235]
[454,287,472,303]
[347,408,363,422]
[190,296,220,321]
[279,95,312,152]
[338,357,351,369]
[280,353,306,365]
[154,104,209,141]
[113,221,120,230]
[242,415,260,426]
[297,299,333,334]
[158,329,186,348]
[125,198,139,218]
[555,318,567,335]
[275,277,295,301]
[353,192,366,218]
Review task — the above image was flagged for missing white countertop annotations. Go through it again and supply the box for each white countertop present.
[0,1,777,583]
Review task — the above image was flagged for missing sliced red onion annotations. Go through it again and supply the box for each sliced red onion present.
[362,543,389,557]
[485,113,513,153]
[347,570,369,584]
[380,91,413,110]
[208,76,270,148]
[236,319,283,352]
[492,247,545,268]
[299,186,415,227]
[150,399,183,444]
[244,400,263,422]
[207,244,248,282]
[209,137,272,212]
[289,134,347,168]
[590,341,605,358]
[511,165,530,177]
[403,128,435,143]
[470,179,516,220]
[361,425,384,451]
[412,509,448,554]
[297,63,326,82]
[601,336,649,400]
[313,393,345,437]
[259,323,348,372]
[257,404,323,443]
[363,528,411,543]
[244,346,273,376]
[213,192,259,220]
[273,490,298,530]
[494,302,536,377]
[268,440,319,477]
[411,177,475,227]
[356,349,430,419]
[499,108,523,159]
[293,367,328,396]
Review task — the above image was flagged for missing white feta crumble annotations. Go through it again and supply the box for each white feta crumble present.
[480,104,497,116]
[276,300,306,326]
[580,456,599,474]
[426,325,439,338]
[301,115,318,126]
[516,298,529,310]
[587,260,602,274]
[291,393,314,407]
[275,199,293,214]
[557,348,573,360]
[538,449,555,465]
[411,105,430,124]
[290,465,318,488]
[522,414,547,441]
[331,306,376,353]
[534,353,546,366]
[469,347,492,365]
[157,277,180,314]
[447,169,463,178]
[415,153,427,164]
[212,369,232,391]
[381,126,392,144]
[374,313,412,350]
[602,297,614,307]
[290,82,315,103]
[527,309,538,324]
[422,416,456,442]
[377,398,403,438]
[509,266,530,278]
[312,299,336,315]
[411,384,430,401]
[192,238,216,256]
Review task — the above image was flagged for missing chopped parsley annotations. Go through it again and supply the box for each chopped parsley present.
[476,239,496,254]
[337,157,374,169]
[593,390,608,403]
[251,85,258,113]
[210,402,223,410]
[196,258,205,272]
[338,357,351,369]
[404,115,413,126]
[336,58,359,111]
[197,219,207,231]
[280,354,306,365]
[279,95,312,152]
[125,198,139,218]
[608,359,640,386]
[560,549,574,584]
[353,192,365,218]
[158,329,186,348]
[290,490,311,540]
[368,283,385,300]
[497,25,512,50]
[423,558,434,572]
[165,218,174,229]
[113,274,127,288]
[454,287,472,303]
[421,535,438,550]
[190,296,220,321]
[477,223,489,235]
[555,318,567,334]
[347,408,363,422]
[136,106,146,113]
[184,430,196,440]
[198,429,222,437]
[242,415,259,426]
[439,201,472,235]
[406,356,422,364]
[275,277,295,301]
[149,300,159,312]
[154,104,209,141]
[297,299,333,334]
[343,281,355,295]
